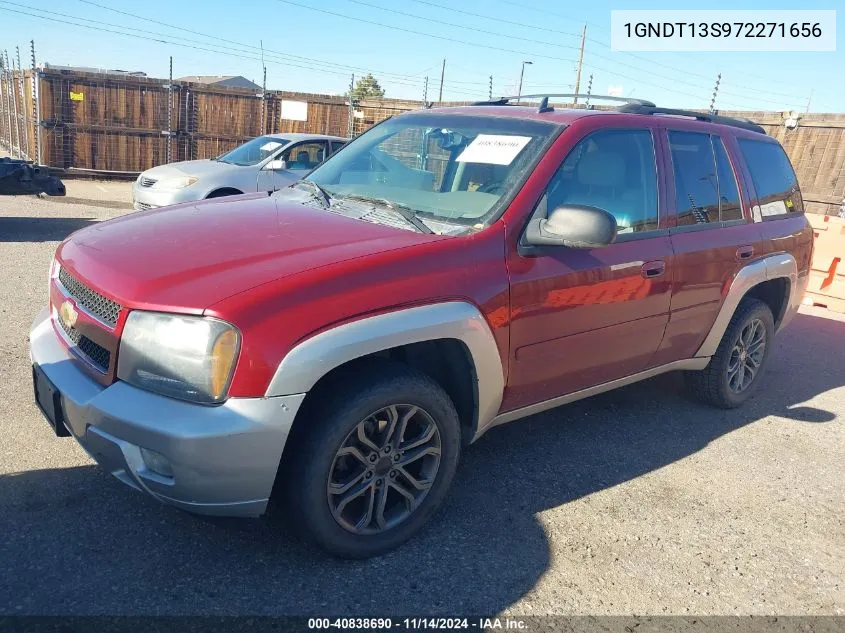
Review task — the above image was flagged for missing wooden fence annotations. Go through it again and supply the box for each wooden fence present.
[0,68,844,215]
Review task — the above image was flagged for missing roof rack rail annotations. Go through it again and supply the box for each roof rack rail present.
[616,104,765,134]
[472,92,657,112]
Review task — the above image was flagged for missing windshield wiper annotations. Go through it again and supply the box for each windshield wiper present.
[340,195,434,234]
[294,179,332,208]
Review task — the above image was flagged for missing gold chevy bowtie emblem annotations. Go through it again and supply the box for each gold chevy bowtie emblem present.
[59,300,78,329]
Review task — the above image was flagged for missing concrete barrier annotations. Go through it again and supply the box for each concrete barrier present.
[804,214,845,313]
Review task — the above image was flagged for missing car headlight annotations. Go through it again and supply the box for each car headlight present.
[117,311,240,404]
[152,176,198,189]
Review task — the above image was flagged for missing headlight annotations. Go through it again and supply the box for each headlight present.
[152,176,198,189]
[117,311,240,404]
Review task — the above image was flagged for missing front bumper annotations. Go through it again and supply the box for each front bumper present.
[29,307,305,517]
[131,182,201,211]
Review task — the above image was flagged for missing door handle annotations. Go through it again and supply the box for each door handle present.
[736,245,755,260]
[641,260,666,278]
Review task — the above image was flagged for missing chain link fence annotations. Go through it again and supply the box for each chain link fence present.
[0,48,37,162]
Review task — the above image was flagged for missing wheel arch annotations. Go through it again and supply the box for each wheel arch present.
[205,187,243,198]
[265,301,505,441]
[696,253,803,358]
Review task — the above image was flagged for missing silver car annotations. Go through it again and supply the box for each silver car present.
[131,133,347,210]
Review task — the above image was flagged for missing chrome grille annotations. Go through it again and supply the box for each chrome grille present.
[139,176,157,187]
[134,201,155,210]
[56,312,111,372]
[58,267,122,327]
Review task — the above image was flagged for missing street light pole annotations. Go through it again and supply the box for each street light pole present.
[516,60,532,103]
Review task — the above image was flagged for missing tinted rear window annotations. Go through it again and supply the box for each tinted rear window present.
[713,137,743,222]
[738,139,803,218]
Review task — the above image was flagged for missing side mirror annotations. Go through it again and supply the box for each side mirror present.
[523,204,617,249]
[265,159,287,171]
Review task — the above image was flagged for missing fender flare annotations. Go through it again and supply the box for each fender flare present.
[264,301,505,433]
[695,252,803,358]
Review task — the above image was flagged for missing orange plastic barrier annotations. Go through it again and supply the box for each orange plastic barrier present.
[804,214,845,313]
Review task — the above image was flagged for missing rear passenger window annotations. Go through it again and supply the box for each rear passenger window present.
[669,131,719,225]
[738,139,803,218]
[713,137,743,222]
[546,129,659,234]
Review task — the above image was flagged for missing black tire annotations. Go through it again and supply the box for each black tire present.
[685,297,775,409]
[279,361,461,558]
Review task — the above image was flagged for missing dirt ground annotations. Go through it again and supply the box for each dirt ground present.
[0,186,842,617]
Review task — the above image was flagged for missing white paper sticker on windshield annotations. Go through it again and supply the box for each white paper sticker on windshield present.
[759,200,788,217]
[260,141,282,152]
[456,134,532,165]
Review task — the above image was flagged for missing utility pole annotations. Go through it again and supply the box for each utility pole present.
[422,75,429,106]
[347,73,355,138]
[31,39,41,165]
[7,50,20,158]
[488,75,493,100]
[259,39,267,135]
[573,24,587,105]
[166,55,173,163]
[17,46,28,159]
[585,74,593,108]
[709,73,721,114]
[805,89,813,113]
[261,65,267,134]
[438,58,445,104]
[0,53,10,154]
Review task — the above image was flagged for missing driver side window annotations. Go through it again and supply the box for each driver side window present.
[545,129,659,234]
[281,142,328,171]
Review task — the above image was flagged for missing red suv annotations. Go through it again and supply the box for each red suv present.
[30,95,812,558]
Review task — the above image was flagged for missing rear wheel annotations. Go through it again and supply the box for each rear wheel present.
[281,362,461,558]
[685,298,775,408]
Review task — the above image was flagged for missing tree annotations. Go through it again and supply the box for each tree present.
[349,73,385,100]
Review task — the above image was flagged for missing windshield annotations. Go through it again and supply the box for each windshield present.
[305,113,559,230]
[217,136,290,166]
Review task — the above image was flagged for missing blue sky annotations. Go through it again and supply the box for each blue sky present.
[0,0,840,112]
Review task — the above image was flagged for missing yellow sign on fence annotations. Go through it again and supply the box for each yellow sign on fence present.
[69,91,84,102]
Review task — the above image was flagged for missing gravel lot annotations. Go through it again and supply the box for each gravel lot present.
[0,184,843,617]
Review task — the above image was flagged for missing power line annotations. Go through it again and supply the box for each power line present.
[404,0,744,89]
[272,0,725,104]
[1,4,491,101]
[342,0,584,52]
[0,2,436,93]
[75,0,491,88]
[352,0,805,108]
[488,0,588,26]
[270,0,581,64]
[486,0,818,101]
[407,0,581,38]
[72,0,439,84]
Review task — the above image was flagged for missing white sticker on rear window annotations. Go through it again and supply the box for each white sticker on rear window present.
[759,200,788,217]
[456,135,532,165]
[260,141,282,151]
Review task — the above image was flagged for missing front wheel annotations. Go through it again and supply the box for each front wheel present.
[685,297,775,408]
[281,362,461,558]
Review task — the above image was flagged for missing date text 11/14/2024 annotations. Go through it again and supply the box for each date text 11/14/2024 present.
[307,618,528,630]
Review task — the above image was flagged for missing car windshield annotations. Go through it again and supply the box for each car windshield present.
[217,136,290,166]
[304,113,560,231]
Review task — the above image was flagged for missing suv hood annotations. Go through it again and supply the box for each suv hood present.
[57,191,444,312]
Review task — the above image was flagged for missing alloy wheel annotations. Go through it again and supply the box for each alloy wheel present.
[726,317,767,393]
[326,404,442,535]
